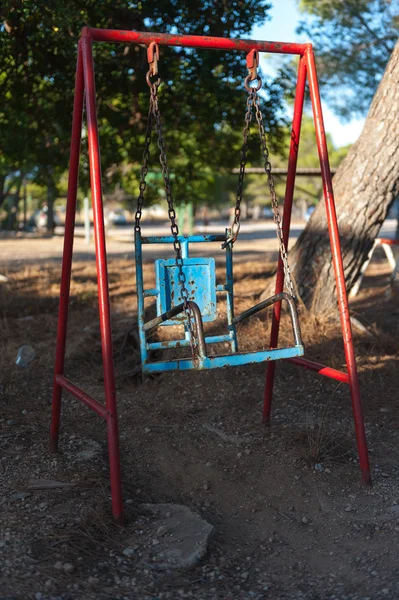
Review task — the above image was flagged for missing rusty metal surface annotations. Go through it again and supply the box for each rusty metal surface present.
[142,345,304,373]
[155,257,217,325]
[88,27,309,55]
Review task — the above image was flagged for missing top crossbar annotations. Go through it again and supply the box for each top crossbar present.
[86,27,310,55]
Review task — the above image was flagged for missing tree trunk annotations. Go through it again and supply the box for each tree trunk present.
[7,177,23,230]
[0,175,5,210]
[290,38,399,314]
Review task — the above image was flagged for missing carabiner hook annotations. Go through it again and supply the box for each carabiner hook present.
[246,49,259,81]
[221,223,240,249]
[147,42,160,77]
[245,49,262,92]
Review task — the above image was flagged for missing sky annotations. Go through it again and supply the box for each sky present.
[251,0,365,148]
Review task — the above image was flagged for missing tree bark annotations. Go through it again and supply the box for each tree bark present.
[290,38,399,314]
[7,176,23,230]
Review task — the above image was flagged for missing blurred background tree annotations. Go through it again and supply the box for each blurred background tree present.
[1,0,291,230]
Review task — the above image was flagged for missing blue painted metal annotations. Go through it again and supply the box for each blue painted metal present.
[135,231,148,365]
[134,230,304,373]
[144,288,159,297]
[155,257,217,325]
[147,333,232,351]
[142,345,304,373]
[225,229,239,353]
[141,234,225,244]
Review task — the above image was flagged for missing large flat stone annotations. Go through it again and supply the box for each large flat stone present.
[143,503,214,569]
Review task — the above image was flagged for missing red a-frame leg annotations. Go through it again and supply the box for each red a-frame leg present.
[263,47,371,485]
[50,42,84,452]
[50,30,124,524]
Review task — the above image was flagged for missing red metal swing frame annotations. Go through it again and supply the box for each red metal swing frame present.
[50,27,371,525]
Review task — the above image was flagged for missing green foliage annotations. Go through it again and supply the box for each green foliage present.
[296,0,399,118]
[1,0,293,211]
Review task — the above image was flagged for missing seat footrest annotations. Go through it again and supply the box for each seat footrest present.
[142,345,304,373]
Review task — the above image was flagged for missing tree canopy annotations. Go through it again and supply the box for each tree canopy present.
[296,0,399,118]
[1,0,294,222]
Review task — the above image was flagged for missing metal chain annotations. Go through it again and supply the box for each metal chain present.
[147,75,198,357]
[252,88,296,298]
[135,106,153,232]
[230,88,255,242]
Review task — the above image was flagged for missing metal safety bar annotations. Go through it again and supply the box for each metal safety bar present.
[233,292,302,347]
[144,300,207,359]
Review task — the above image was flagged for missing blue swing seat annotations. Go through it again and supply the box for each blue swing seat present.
[135,230,304,373]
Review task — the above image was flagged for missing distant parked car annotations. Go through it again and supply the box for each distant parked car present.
[261,207,274,219]
[105,209,127,226]
[305,206,316,221]
[30,206,62,230]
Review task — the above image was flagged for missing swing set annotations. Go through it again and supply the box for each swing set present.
[50,27,371,524]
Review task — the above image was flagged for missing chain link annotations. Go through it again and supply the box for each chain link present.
[141,74,198,357]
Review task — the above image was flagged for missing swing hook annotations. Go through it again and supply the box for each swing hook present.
[245,49,262,92]
[221,223,240,249]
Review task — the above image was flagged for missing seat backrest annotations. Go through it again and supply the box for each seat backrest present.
[155,257,217,325]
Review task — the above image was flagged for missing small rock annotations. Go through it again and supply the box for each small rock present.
[345,506,352,512]
[54,561,63,570]
[21,409,28,415]
[88,576,99,584]
[76,439,101,461]
[122,547,136,557]
[314,463,324,472]
[10,492,31,501]
[144,427,151,434]
[63,563,75,573]
[152,538,160,546]
[381,589,389,595]
[371,570,378,577]
[301,516,309,525]
[7,419,17,426]
[35,593,42,600]
[157,525,167,537]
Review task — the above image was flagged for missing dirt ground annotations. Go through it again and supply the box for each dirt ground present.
[0,241,399,600]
